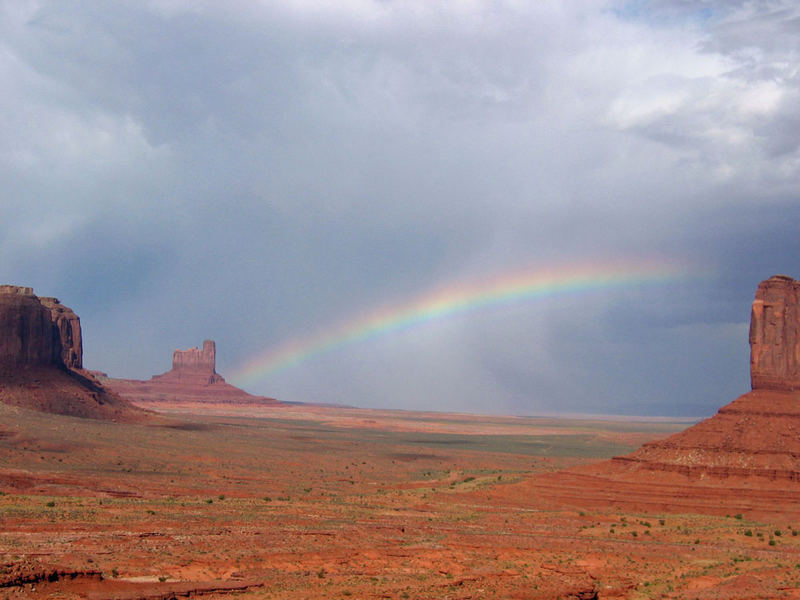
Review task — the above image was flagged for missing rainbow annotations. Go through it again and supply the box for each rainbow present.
[230,259,696,387]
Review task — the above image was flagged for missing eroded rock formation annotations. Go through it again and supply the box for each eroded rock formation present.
[106,340,277,405]
[154,340,223,384]
[0,285,143,421]
[603,274,800,482]
[40,297,83,370]
[0,286,83,370]
[750,274,800,391]
[514,274,800,519]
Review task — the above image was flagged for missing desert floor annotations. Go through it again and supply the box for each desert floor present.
[1,401,799,599]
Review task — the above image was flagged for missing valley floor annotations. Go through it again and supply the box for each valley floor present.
[1,402,798,599]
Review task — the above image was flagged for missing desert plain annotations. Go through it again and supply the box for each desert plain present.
[3,399,800,600]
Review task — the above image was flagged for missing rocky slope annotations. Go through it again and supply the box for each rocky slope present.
[606,274,800,482]
[0,285,144,421]
[106,340,278,405]
[512,274,800,518]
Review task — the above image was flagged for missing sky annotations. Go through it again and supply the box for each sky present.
[2,0,799,417]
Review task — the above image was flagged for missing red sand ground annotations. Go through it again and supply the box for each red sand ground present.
[2,400,800,599]
[511,388,800,524]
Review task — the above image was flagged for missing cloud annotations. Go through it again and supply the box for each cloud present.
[1,0,798,416]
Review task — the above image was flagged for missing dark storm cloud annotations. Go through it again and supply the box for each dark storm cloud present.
[1,1,798,415]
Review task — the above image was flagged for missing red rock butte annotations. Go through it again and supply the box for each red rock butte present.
[503,274,800,519]
[153,340,224,384]
[106,340,277,406]
[0,285,82,369]
[750,274,800,391]
[0,285,143,421]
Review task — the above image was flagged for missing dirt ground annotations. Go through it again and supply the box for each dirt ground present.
[1,401,799,599]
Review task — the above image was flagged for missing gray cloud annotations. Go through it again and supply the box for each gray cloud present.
[1,0,798,416]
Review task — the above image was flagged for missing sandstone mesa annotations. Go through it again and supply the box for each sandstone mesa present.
[0,285,142,421]
[0,285,82,369]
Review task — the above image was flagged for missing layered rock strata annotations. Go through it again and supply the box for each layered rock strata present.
[515,275,800,518]
[608,274,800,482]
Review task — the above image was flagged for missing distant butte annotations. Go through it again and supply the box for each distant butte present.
[154,340,224,384]
[105,340,278,406]
[0,285,144,421]
[505,274,800,519]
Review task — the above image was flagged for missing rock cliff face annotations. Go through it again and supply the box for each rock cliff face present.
[749,274,800,391]
[174,340,216,374]
[155,340,223,384]
[40,297,83,370]
[0,285,58,366]
[0,285,144,421]
[0,286,82,369]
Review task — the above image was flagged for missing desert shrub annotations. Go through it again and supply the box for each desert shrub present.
[744,530,753,537]
[46,501,55,507]
[735,514,743,520]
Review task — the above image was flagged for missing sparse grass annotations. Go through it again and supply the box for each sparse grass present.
[0,403,795,600]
